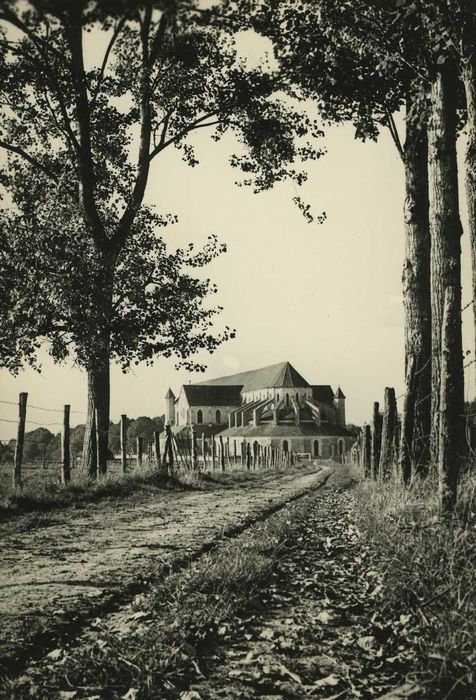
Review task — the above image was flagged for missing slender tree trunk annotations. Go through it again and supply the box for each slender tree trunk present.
[94,358,110,475]
[463,56,476,394]
[400,85,431,478]
[428,63,464,464]
[81,252,114,477]
[439,287,465,512]
[82,373,97,477]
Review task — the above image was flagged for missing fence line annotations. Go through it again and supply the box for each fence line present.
[2,394,303,490]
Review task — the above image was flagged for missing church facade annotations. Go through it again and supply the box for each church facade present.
[165,361,354,461]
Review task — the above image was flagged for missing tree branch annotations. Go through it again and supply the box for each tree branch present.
[385,104,404,160]
[149,111,221,161]
[113,2,157,253]
[0,8,79,152]
[0,139,58,182]
[90,15,128,111]
[66,5,109,251]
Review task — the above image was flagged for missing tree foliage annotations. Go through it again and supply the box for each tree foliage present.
[0,188,233,373]
[0,0,324,377]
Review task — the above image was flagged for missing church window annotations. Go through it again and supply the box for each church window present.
[197,409,203,424]
[216,409,221,424]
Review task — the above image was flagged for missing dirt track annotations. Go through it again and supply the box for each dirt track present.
[0,465,329,674]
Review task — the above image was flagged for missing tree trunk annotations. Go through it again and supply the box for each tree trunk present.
[463,56,476,395]
[81,253,114,477]
[400,85,431,476]
[439,287,465,512]
[428,62,464,464]
[81,372,97,477]
[94,359,110,476]
[380,387,397,478]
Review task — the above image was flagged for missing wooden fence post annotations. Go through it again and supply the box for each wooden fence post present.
[219,435,225,472]
[61,404,71,484]
[120,415,128,474]
[212,437,216,470]
[380,388,397,478]
[438,286,465,512]
[191,426,197,470]
[136,436,143,469]
[362,425,371,477]
[154,429,161,470]
[246,441,251,470]
[13,392,28,488]
[201,433,206,471]
[370,402,381,479]
[165,425,174,473]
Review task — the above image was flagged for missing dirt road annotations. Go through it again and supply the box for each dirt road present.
[0,465,329,674]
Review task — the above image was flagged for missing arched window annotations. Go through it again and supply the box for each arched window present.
[197,409,203,424]
[216,409,221,424]
[283,439,289,452]
[314,440,320,457]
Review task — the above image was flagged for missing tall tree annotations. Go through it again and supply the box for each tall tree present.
[243,0,432,475]
[0,0,323,473]
[0,193,232,475]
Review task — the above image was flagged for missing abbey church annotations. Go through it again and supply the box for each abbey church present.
[165,361,353,460]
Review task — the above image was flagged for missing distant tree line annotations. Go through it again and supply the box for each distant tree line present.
[0,415,164,464]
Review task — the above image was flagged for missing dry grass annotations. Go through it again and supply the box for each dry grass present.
[0,462,318,520]
[353,467,476,699]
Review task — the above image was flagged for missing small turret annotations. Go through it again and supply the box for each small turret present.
[165,387,176,426]
[334,387,346,427]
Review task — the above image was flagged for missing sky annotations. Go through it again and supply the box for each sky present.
[0,22,474,440]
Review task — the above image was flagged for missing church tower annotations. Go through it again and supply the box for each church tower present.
[165,388,176,425]
[334,387,346,427]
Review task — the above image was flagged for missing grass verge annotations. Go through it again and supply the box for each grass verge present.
[353,468,476,699]
[0,462,320,521]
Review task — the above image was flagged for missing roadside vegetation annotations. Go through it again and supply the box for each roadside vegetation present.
[0,462,320,522]
[353,468,476,698]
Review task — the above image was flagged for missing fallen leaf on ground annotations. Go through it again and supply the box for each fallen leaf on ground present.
[46,649,62,661]
[314,674,340,687]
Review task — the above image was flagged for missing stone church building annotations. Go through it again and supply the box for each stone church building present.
[165,361,353,460]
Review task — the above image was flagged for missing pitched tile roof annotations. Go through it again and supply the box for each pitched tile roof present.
[183,384,242,407]
[311,385,335,406]
[218,423,353,438]
[197,361,310,392]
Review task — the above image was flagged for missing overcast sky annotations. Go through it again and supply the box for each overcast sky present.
[0,27,474,439]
